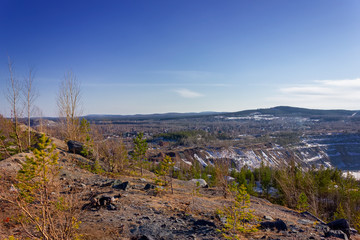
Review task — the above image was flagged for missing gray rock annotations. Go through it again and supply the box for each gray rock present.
[113,180,129,191]
[300,211,326,224]
[260,219,288,231]
[107,203,117,210]
[297,219,314,225]
[67,140,85,155]
[144,183,155,190]
[264,215,274,221]
[327,219,350,238]
[350,227,358,234]
[315,223,330,232]
[190,179,208,188]
[324,230,348,240]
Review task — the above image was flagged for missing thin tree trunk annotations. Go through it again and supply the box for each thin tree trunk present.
[7,57,23,153]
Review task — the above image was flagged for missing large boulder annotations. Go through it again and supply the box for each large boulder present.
[260,219,288,231]
[81,194,119,211]
[112,180,129,191]
[144,183,156,190]
[327,219,350,238]
[67,140,84,155]
[190,179,208,188]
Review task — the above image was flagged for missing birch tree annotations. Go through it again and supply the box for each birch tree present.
[23,67,38,147]
[6,57,23,152]
[57,71,82,141]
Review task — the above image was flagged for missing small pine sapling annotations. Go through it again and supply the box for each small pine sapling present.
[296,192,309,211]
[334,203,347,220]
[79,119,93,157]
[2,134,82,240]
[191,181,201,209]
[0,130,11,159]
[131,132,148,176]
[16,134,60,203]
[353,211,360,233]
[217,184,258,239]
[92,158,103,174]
[155,155,175,193]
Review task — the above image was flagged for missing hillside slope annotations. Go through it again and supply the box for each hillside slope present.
[1,141,360,240]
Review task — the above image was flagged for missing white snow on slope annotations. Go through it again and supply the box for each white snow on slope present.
[194,154,208,167]
[344,171,360,180]
[303,154,323,162]
[327,152,341,157]
[181,159,192,166]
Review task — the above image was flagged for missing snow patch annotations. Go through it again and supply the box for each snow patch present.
[181,159,192,166]
[344,171,360,180]
[194,154,208,167]
[327,152,341,157]
[324,162,332,168]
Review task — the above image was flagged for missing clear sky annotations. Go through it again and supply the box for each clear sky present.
[1,0,360,117]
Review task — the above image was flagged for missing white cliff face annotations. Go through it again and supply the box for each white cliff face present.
[181,134,360,178]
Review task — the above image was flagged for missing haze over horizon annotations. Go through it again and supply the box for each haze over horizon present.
[1,0,360,117]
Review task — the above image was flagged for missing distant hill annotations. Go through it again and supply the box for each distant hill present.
[84,106,359,121]
[224,106,358,119]
[84,111,222,121]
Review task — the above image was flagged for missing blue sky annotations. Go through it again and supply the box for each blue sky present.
[1,0,360,116]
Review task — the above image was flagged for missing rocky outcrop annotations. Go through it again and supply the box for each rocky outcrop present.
[190,179,208,188]
[144,183,156,190]
[81,194,120,211]
[67,140,85,155]
[260,219,288,231]
[324,229,348,240]
[327,219,351,238]
[112,180,129,191]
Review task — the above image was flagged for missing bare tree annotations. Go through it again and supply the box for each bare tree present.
[0,114,12,159]
[57,71,82,141]
[23,67,38,147]
[33,106,44,133]
[215,158,231,199]
[99,139,128,173]
[6,56,23,152]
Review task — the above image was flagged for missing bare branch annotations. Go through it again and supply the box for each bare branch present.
[57,70,82,141]
[23,66,39,147]
[6,56,23,152]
